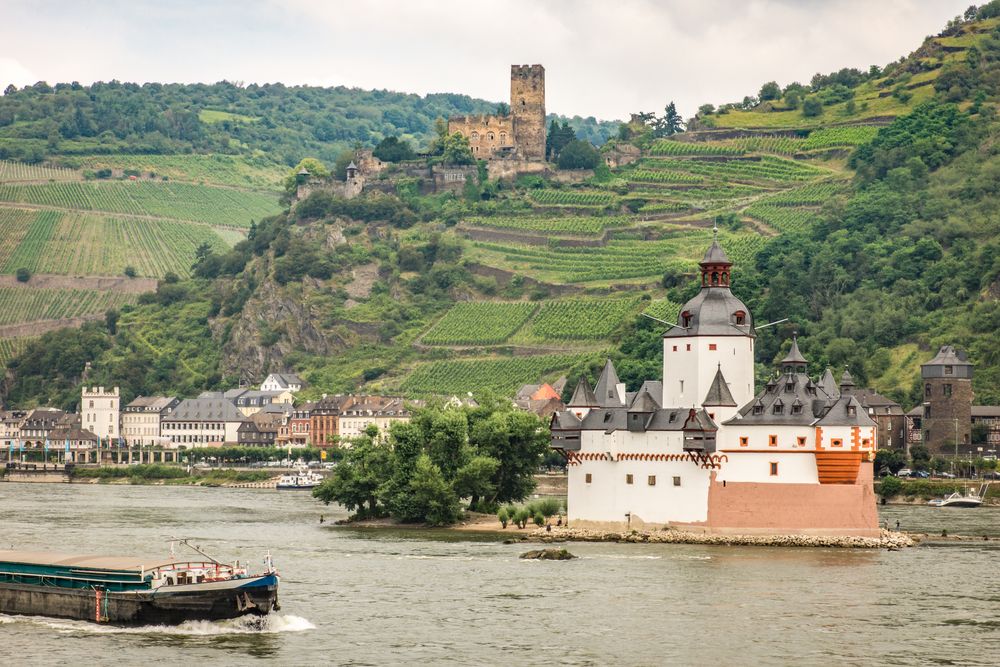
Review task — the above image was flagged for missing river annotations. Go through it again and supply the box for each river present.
[1,483,998,666]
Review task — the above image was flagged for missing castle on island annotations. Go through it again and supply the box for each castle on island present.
[551,235,881,537]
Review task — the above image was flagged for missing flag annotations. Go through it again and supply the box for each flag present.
[18,438,23,453]
[65,438,70,454]
[44,438,49,453]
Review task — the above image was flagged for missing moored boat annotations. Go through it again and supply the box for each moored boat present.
[0,540,279,625]
[928,484,989,508]
[276,468,323,490]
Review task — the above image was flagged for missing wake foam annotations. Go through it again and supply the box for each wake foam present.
[0,613,315,635]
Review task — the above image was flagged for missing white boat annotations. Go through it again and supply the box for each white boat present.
[276,468,324,490]
[928,484,989,508]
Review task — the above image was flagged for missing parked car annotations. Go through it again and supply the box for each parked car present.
[913,470,930,478]
[939,472,956,479]
[897,468,913,478]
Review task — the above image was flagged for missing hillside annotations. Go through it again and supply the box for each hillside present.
[6,4,1000,410]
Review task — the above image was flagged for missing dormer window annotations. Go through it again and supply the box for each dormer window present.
[772,402,783,415]
[681,311,692,328]
[785,381,794,392]
[847,405,856,417]
[752,404,764,415]
[733,311,746,326]
[791,404,803,415]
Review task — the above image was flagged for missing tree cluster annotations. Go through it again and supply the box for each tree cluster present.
[312,402,550,526]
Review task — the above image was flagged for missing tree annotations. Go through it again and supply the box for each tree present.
[470,409,548,503]
[15,267,30,283]
[123,265,136,278]
[972,422,989,444]
[802,97,823,117]
[452,455,500,509]
[105,309,119,335]
[407,453,460,526]
[877,475,903,504]
[333,150,356,180]
[874,449,907,475]
[496,102,510,116]
[312,434,393,518]
[373,136,415,162]
[546,120,576,160]
[442,132,474,165]
[697,103,716,117]
[654,102,684,137]
[557,140,600,170]
[759,81,781,101]
[910,444,931,471]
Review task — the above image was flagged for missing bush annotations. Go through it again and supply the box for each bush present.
[876,475,903,503]
[514,508,531,529]
[123,265,137,278]
[497,507,509,528]
[533,512,545,527]
[536,497,562,517]
[557,140,601,170]
[802,97,823,117]
[15,267,30,283]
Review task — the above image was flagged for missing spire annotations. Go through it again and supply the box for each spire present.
[839,367,855,394]
[703,363,737,407]
[820,367,838,396]
[594,358,624,408]
[567,377,598,408]
[698,232,732,288]
[780,332,807,373]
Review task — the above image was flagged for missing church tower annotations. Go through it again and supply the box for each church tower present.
[510,64,546,160]
[920,345,973,455]
[662,233,756,411]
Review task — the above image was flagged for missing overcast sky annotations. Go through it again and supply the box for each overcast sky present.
[1,0,973,120]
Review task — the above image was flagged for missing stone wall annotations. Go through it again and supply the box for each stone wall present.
[447,114,515,159]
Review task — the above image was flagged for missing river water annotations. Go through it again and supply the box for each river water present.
[1,483,998,666]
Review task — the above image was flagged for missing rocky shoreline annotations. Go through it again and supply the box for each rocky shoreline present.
[518,526,915,549]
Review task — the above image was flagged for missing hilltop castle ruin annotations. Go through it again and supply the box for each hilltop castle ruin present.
[448,65,546,161]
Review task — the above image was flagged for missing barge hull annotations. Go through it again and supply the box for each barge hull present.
[0,575,278,625]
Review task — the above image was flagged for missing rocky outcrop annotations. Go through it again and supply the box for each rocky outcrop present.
[520,548,576,560]
[525,527,914,549]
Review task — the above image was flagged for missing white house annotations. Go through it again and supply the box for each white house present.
[551,235,879,537]
[260,373,305,393]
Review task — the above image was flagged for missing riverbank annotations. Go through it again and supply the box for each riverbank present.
[337,514,915,549]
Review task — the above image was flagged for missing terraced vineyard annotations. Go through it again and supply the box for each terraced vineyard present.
[422,302,537,345]
[464,215,636,235]
[744,204,820,234]
[528,189,617,207]
[470,231,767,284]
[759,180,849,205]
[1,209,230,277]
[801,126,879,150]
[649,140,743,156]
[0,181,280,227]
[643,298,682,324]
[0,160,78,183]
[638,156,826,183]
[0,287,139,325]
[0,337,34,369]
[627,168,705,184]
[400,353,597,396]
[69,154,285,190]
[528,297,644,340]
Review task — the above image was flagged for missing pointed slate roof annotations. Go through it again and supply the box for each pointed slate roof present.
[820,367,839,397]
[700,234,731,266]
[840,368,856,393]
[781,335,807,366]
[567,378,599,408]
[628,387,660,413]
[594,359,625,408]
[815,395,876,427]
[703,365,737,407]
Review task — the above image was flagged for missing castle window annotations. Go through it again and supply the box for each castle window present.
[791,404,802,415]
[770,462,779,476]
[925,405,931,418]
[945,365,953,375]
[772,403,783,415]
[672,345,677,352]
[521,99,526,107]
[862,438,871,446]
[487,132,495,141]
[709,344,717,351]
[785,381,794,392]
[740,436,748,447]
[831,438,843,447]
[944,384,952,397]
[769,434,777,447]
[471,131,479,141]
[626,474,633,485]
[925,383,932,397]
[847,405,856,417]
[734,311,746,325]
[585,473,592,484]
[673,476,681,487]
[752,404,764,415]
[681,311,692,328]
[648,476,656,486]
[686,344,691,351]
[711,271,719,285]
[500,132,507,143]
[797,436,807,446]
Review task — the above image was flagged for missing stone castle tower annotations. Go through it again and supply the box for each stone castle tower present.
[920,345,973,454]
[510,64,545,160]
[448,64,546,161]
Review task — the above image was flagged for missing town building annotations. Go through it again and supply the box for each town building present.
[121,396,179,447]
[81,386,120,441]
[550,235,880,537]
[47,426,99,463]
[904,345,1000,458]
[19,408,68,447]
[0,410,28,448]
[237,412,281,447]
[161,398,247,447]
[338,397,412,440]
[280,401,313,448]
[200,389,294,417]
[448,65,546,161]
[310,395,352,447]
[514,381,566,418]
[260,373,305,393]
[850,386,906,451]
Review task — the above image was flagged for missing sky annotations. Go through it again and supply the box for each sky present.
[1,0,974,120]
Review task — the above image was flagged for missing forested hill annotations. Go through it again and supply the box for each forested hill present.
[0,81,619,166]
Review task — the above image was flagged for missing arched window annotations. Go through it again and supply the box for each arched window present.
[471,131,479,141]
[722,272,729,284]
[487,132,495,141]
[924,383,932,397]
[711,271,719,285]
[733,311,746,326]
[500,132,507,143]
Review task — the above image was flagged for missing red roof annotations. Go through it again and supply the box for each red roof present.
[531,383,560,401]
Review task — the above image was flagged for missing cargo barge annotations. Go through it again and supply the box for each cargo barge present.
[0,541,279,625]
